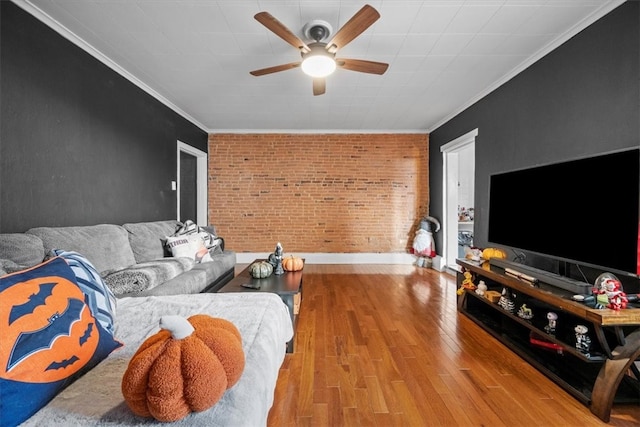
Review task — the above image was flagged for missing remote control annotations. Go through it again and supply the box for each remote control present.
[241,283,261,290]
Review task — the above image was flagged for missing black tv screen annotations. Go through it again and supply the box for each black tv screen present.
[488,148,640,278]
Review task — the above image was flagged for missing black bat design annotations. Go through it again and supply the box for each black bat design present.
[7,298,85,372]
[8,282,56,325]
[46,355,79,371]
[79,322,94,346]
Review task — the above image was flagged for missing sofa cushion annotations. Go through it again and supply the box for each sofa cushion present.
[26,224,136,275]
[1,259,28,276]
[122,220,178,263]
[192,251,237,284]
[0,257,122,426]
[0,233,45,268]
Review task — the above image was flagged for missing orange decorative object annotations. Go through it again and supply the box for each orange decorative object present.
[282,256,304,272]
[0,275,99,383]
[121,314,245,422]
[482,247,507,260]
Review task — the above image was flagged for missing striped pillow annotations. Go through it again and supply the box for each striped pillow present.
[51,250,117,335]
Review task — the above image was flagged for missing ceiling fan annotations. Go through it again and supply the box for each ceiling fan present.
[249,4,389,96]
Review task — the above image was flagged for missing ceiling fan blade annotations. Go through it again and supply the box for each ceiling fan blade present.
[250,62,301,76]
[313,78,326,96]
[254,12,310,53]
[325,4,380,53]
[336,58,388,75]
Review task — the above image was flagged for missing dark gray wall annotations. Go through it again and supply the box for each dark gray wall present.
[0,2,208,232]
[429,1,639,273]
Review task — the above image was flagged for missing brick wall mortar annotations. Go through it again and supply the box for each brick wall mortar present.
[208,133,429,253]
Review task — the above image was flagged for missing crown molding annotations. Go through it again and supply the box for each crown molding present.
[427,0,627,133]
[13,0,209,132]
[12,0,624,136]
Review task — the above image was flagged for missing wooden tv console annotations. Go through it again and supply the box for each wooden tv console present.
[456,259,640,422]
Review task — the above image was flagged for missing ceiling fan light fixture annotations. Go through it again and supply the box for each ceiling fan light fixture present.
[301,55,336,77]
[251,6,387,94]
[301,42,336,78]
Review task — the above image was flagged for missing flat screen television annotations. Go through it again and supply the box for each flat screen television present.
[488,147,640,280]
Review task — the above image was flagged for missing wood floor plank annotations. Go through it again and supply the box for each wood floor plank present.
[390,380,428,426]
[362,375,389,414]
[267,264,640,426]
[353,387,377,426]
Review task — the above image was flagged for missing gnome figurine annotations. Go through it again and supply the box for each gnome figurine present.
[268,242,285,275]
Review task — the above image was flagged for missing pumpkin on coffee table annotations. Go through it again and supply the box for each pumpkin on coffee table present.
[250,260,273,278]
[282,255,304,272]
[121,314,245,422]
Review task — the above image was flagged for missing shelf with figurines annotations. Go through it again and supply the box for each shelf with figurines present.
[456,257,640,421]
[459,278,607,363]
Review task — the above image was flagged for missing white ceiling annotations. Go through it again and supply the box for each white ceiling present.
[15,0,624,133]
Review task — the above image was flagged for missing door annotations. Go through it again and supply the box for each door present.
[441,129,477,272]
[180,151,197,222]
[177,141,208,225]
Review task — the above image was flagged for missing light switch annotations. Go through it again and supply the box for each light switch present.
[171,181,177,191]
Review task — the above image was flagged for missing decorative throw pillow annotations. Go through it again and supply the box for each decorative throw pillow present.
[175,221,224,253]
[165,234,212,263]
[0,257,122,427]
[50,249,117,335]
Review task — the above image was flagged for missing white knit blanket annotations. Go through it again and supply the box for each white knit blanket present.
[22,293,293,426]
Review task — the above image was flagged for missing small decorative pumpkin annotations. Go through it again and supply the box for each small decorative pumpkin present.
[122,314,245,422]
[249,261,273,278]
[482,247,507,260]
[282,256,304,272]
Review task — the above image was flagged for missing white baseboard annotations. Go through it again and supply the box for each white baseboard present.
[236,252,442,265]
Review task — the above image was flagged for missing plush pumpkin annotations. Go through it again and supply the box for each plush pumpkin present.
[122,314,245,422]
[482,247,507,260]
[282,256,304,272]
[250,261,273,278]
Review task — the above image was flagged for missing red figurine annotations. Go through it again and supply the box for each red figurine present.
[595,276,628,310]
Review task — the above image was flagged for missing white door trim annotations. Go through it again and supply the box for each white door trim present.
[440,129,477,271]
[177,141,208,225]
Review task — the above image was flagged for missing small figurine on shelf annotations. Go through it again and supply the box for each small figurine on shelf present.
[456,271,476,295]
[517,304,533,321]
[605,278,627,311]
[268,242,285,275]
[544,312,558,336]
[475,280,487,296]
[593,273,628,310]
[574,324,591,358]
[498,287,515,313]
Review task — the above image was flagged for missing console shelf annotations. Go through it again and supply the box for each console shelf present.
[456,259,640,422]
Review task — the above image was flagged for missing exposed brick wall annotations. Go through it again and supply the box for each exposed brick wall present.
[208,133,429,253]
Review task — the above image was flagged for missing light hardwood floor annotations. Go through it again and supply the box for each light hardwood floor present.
[258,264,640,427]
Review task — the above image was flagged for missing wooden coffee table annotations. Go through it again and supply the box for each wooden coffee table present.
[218,259,303,353]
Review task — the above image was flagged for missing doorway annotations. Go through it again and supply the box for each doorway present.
[440,129,477,272]
[177,141,208,225]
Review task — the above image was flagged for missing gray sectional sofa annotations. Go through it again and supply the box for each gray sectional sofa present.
[0,220,236,296]
[0,221,290,427]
